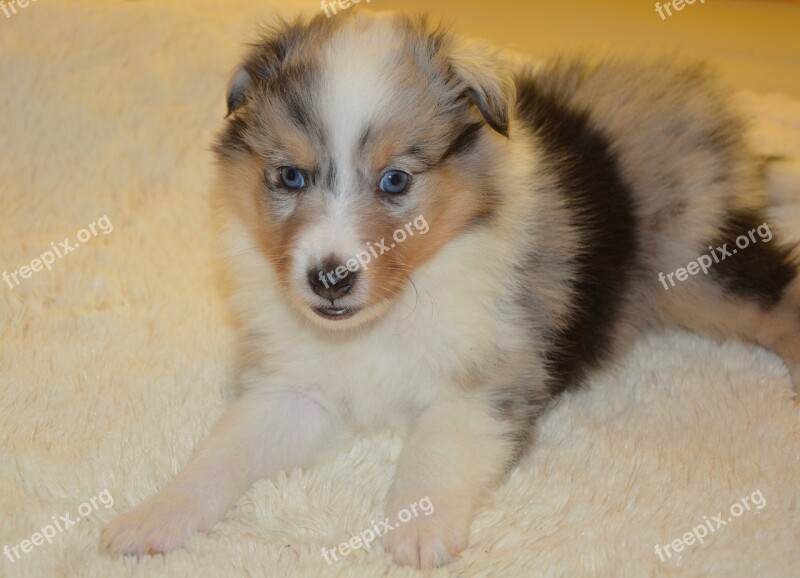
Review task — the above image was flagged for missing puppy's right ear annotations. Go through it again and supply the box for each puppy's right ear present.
[226,67,254,118]
[447,40,515,138]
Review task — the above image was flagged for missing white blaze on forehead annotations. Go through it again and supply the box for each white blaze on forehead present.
[319,16,403,184]
[290,16,402,280]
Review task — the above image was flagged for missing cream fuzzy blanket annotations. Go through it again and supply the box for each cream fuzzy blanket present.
[1,2,799,577]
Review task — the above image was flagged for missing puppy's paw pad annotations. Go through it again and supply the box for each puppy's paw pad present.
[101,495,206,558]
[383,506,469,569]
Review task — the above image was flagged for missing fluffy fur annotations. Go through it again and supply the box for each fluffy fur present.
[101,10,800,569]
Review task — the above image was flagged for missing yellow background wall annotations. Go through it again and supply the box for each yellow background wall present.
[370,0,800,97]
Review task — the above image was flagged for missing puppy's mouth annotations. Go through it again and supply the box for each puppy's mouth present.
[312,305,361,321]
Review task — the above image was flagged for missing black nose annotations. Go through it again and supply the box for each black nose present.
[307,262,357,301]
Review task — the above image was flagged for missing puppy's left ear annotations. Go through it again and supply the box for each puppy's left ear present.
[448,41,515,137]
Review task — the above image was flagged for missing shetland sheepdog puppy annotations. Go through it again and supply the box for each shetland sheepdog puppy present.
[102,10,800,569]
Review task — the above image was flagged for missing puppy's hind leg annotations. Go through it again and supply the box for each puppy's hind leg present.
[102,383,339,556]
[657,211,800,393]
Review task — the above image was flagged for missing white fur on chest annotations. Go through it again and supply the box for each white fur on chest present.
[225,222,518,431]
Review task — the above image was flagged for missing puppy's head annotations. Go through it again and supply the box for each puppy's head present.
[215,11,513,329]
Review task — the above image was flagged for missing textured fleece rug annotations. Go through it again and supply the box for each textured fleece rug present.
[1,2,798,577]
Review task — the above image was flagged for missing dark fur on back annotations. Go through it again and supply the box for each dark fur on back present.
[515,76,639,396]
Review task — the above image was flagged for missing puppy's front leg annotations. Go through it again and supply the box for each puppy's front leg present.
[102,385,337,557]
[384,393,514,569]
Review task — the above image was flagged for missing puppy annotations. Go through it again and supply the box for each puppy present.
[102,10,800,569]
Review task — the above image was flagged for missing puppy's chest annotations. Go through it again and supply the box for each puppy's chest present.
[274,313,503,430]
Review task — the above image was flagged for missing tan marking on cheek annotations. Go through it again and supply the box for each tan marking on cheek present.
[357,168,488,305]
[218,155,264,232]
[220,153,317,295]
[358,207,412,304]
[260,226,292,288]
[259,199,319,293]
[405,168,485,267]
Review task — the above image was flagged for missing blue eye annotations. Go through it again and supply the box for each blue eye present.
[379,170,410,194]
[279,167,306,190]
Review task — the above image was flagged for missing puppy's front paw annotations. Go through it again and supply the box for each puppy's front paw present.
[101,492,210,558]
[383,495,470,569]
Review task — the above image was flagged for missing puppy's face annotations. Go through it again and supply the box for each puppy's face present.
[215,12,512,329]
